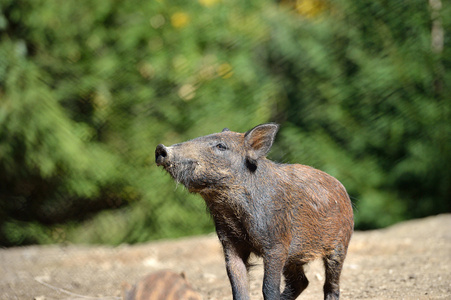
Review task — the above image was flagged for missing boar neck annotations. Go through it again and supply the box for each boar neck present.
[198,159,282,252]
[199,158,278,208]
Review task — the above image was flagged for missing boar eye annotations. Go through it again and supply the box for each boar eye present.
[215,143,228,151]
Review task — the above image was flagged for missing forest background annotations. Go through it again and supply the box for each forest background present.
[0,0,449,246]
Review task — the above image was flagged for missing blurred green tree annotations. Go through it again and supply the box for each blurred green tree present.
[268,0,451,228]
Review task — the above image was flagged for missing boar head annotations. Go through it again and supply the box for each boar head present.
[155,123,279,193]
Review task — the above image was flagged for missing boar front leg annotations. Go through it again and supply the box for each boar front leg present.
[262,245,288,300]
[222,241,251,300]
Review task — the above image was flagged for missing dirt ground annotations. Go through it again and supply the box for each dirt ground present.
[1,214,450,300]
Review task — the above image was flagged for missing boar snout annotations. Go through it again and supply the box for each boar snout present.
[155,144,169,166]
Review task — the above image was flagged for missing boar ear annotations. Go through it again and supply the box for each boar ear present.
[222,128,230,132]
[244,123,279,168]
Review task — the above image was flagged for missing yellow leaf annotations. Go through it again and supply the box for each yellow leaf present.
[199,0,219,7]
[171,12,190,29]
[296,0,327,18]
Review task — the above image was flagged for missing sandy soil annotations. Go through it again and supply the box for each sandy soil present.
[1,214,450,300]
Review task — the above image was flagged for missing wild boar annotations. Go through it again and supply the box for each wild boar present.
[155,123,354,300]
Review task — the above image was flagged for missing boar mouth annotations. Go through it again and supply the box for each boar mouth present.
[161,160,204,191]
[161,160,229,192]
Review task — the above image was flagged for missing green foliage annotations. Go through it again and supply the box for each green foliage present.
[0,0,449,245]
[268,0,451,228]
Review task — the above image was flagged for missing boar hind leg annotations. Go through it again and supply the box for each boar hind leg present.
[281,262,309,300]
[323,248,346,300]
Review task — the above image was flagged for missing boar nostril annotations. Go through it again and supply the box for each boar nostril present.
[155,144,168,165]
